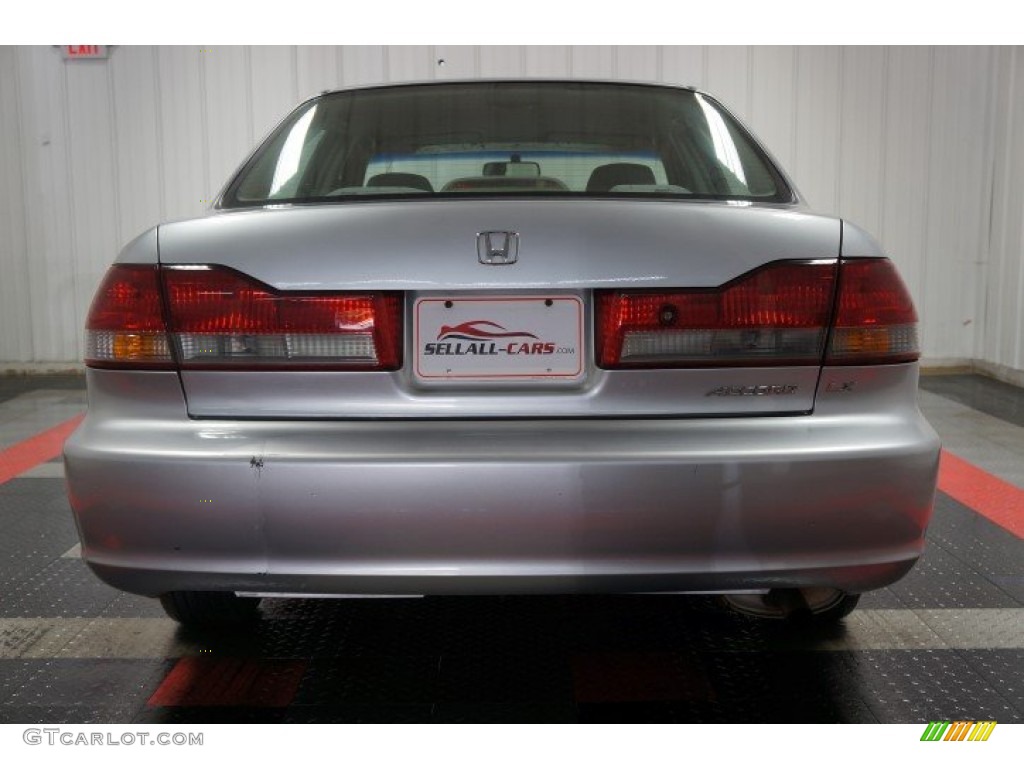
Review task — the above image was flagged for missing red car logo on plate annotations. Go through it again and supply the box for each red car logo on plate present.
[437,321,538,342]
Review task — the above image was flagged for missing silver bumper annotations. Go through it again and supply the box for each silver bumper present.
[64,369,940,597]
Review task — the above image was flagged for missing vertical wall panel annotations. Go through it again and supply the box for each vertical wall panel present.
[1014,47,1024,373]
[971,49,998,363]
[660,46,704,88]
[15,47,78,362]
[479,47,525,78]
[570,46,615,78]
[0,47,33,361]
[921,47,990,363]
[706,46,750,121]
[1001,49,1024,370]
[748,47,796,173]
[1,45,1022,377]
[340,46,387,87]
[792,47,841,214]
[202,46,251,199]
[156,47,206,221]
[296,46,338,97]
[64,57,120,359]
[615,46,658,81]
[386,46,433,82]
[836,46,885,238]
[109,46,162,246]
[982,48,1011,368]
[524,46,570,77]
[433,46,478,80]
[249,46,298,140]
[986,46,1024,373]
[879,47,933,338]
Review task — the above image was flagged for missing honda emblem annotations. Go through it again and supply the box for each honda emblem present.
[477,231,519,265]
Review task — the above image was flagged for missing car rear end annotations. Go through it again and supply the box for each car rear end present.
[64,82,940,614]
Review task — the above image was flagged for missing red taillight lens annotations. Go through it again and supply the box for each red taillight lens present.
[596,261,836,368]
[162,266,402,370]
[826,258,919,365]
[85,265,173,368]
[85,264,403,371]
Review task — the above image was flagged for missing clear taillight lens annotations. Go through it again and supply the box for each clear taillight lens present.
[825,258,920,365]
[162,266,402,370]
[85,265,173,368]
[84,264,403,371]
[596,261,837,368]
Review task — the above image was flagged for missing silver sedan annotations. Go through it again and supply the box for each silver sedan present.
[64,81,940,626]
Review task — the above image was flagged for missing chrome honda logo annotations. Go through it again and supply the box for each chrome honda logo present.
[477,231,519,265]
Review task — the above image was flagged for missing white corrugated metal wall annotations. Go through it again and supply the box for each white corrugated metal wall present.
[983,46,1024,384]
[0,45,1021,380]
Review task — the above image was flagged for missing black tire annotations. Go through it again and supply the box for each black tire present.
[722,588,860,625]
[159,591,260,627]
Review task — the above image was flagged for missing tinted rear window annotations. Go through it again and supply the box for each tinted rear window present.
[221,82,792,207]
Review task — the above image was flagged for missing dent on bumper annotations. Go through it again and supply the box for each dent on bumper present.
[64,372,940,598]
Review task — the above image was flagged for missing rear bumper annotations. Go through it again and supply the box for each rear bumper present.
[64,369,940,598]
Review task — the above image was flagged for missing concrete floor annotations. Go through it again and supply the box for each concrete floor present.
[0,373,1020,723]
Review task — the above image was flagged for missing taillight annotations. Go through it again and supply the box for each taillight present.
[162,265,402,370]
[85,265,173,368]
[85,264,402,371]
[596,261,836,368]
[826,258,919,365]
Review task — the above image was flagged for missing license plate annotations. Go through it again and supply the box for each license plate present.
[414,296,584,381]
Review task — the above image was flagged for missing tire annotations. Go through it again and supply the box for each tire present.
[721,588,860,624]
[159,591,260,627]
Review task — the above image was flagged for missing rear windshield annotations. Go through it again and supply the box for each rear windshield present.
[221,82,792,208]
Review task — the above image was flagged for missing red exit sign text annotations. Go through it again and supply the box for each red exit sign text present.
[62,46,109,60]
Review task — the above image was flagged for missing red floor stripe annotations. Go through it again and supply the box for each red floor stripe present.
[938,449,1024,539]
[148,657,307,707]
[0,412,84,485]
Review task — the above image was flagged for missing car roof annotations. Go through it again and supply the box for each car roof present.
[313,78,701,99]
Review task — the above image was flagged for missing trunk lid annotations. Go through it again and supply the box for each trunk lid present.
[157,199,840,419]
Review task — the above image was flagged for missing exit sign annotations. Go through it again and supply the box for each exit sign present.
[62,46,108,60]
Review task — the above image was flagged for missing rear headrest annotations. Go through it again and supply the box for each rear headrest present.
[367,173,434,192]
[586,163,656,193]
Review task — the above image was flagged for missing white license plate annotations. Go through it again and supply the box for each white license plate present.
[414,296,584,381]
